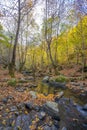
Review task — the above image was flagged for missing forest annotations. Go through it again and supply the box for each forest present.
[0,0,87,130]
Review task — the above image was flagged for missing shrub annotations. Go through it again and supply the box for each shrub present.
[8,78,17,86]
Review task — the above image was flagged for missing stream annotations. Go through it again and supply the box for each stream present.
[28,81,87,130]
[29,81,87,105]
[0,78,87,130]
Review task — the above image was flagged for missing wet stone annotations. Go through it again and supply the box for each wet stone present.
[7,117,15,126]
[43,125,51,130]
[51,125,58,130]
[25,102,33,110]
[62,127,67,130]
[14,114,31,130]
[43,101,60,121]
[15,87,25,92]
[10,106,17,112]
[53,120,59,128]
[4,127,12,130]
[15,112,19,116]
[38,111,46,120]
[82,104,87,111]
[34,105,40,112]
[42,76,50,83]
[17,103,25,110]
[18,78,28,83]
[2,98,8,104]
[7,95,14,100]
[25,77,34,81]
[0,127,3,130]
[3,112,8,117]
[82,123,87,129]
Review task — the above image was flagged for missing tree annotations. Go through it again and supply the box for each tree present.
[44,0,65,73]
[74,0,87,79]
[0,0,38,76]
[0,24,11,66]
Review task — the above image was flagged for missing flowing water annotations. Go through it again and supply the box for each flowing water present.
[30,81,87,130]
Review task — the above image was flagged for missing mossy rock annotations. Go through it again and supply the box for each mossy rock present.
[55,75,69,83]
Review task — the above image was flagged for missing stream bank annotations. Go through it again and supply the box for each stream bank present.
[0,70,87,130]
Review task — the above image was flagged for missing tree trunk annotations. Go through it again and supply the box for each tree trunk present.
[80,17,86,80]
[48,43,58,74]
[9,0,21,77]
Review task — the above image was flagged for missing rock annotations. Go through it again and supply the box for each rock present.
[2,98,8,103]
[22,70,32,76]
[3,112,8,117]
[80,93,86,97]
[14,114,31,130]
[4,127,12,130]
[28,84,37,88]
[43,125,51,130]
[25,77,34,81]
[49,81,66,89]
[51,125,58,130]
[0,127,3,130]
[16,87,25,92]
[82,104,87,111]
[0,78,9,82]
[55,91,64,99]
[10,106,17,112]
[62,127,67,130]
[29,91,37,99]
[76,105,87,118]
[19,78,28,83]
[45,101,59,112]
[43,101,60,120]
[25,102,33,110]
[17,103,25,110]
[53,120,59,128]
[82,123,87,129]
[38,111,46,120]
[15,112,19,116]
[42,76,50,83]
[34,105,40,111]
[7,95,14,100]
[70,82,80,86]
[43,125,58,130]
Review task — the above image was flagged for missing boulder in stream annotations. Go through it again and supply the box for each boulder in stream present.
[43,101,60,120]
[42,76,50,83]
[55,91,64,101]
[49,81,66,89]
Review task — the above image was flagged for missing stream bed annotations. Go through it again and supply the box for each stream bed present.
[0,79,87,130]
[30,81,87,105]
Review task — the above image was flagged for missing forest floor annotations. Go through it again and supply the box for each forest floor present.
[0,65,87,130]
[60,65,87,91]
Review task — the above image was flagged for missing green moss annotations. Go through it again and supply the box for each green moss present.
[8,78,17,86]
[55,75,68,83]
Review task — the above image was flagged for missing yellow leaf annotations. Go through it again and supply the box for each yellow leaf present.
[2,120,6,125]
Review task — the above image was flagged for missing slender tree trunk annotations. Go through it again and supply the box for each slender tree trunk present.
[9,0,21,77]
[80,17,86,80]
[48,43,58,74]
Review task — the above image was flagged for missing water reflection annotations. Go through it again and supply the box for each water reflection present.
[30,82,86,105]
[34,83,54,95]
